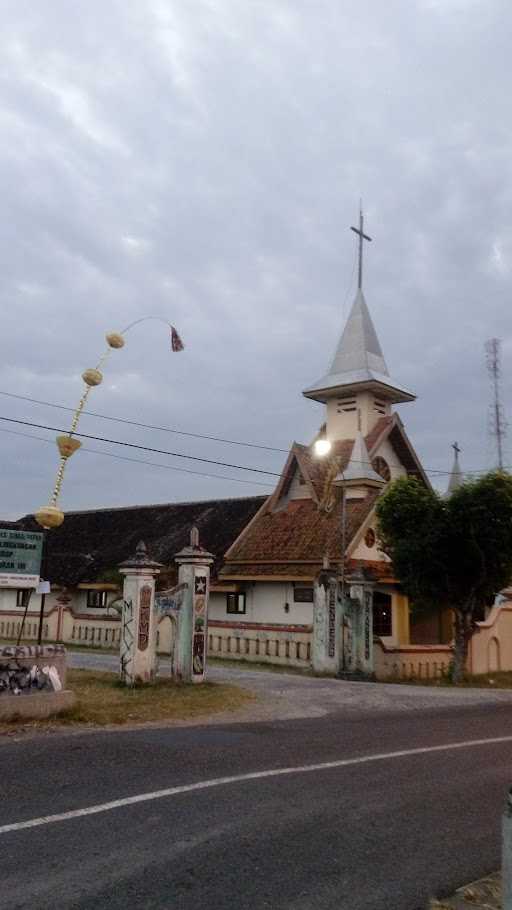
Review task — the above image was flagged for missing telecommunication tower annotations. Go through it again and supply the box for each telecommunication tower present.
[485,338,507,470]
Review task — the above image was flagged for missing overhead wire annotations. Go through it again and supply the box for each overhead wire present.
[0,427,273,489]
[0,412,501,480]
[0,391,289,454]
[0,415,282,477]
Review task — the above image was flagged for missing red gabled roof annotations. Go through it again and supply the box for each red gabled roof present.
[222,491,379,579]
[222,414,428,581]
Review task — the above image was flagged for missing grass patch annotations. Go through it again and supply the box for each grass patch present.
[0,668,254,736]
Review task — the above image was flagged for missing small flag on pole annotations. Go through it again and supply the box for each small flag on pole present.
[170,326,184,352]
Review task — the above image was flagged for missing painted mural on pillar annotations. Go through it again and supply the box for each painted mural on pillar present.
[155,582,187,613]
[138,585,152,652]
[192,574,208,679]
[342,610,354,672]
[327,581,336,659]
[120,598,134,683]
[364,591,372,661]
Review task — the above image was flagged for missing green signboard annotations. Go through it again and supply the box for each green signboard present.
[0,528,44,588]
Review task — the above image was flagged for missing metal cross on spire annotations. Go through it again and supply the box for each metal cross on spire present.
[452,441,461,456]
[350,204,372,290]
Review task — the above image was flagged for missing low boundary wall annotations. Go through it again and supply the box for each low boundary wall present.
[208,620,312,667]
[374,641,453,680]
[4,602,512,680]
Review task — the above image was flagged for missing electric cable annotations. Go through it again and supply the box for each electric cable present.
[0,415,282,477]
[0,427,273,489]
[0,391,288,454]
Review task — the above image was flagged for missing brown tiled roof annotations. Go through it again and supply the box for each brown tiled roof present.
[222,558,396,581]
[365,416,394,452]
[222,492,379,576]
[221,418,425,581]
[14,496,266,587]
[221,564,317,579]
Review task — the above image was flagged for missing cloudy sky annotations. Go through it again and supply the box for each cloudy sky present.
[1,0,512,518]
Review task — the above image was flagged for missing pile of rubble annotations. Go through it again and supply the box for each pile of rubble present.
[0,645,65,696]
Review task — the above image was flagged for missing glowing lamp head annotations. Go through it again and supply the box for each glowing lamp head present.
[314,438,332,457]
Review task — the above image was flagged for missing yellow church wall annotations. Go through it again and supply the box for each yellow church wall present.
[394,592,410,645]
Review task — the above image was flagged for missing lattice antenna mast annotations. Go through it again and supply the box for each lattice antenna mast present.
[485,338,506,470]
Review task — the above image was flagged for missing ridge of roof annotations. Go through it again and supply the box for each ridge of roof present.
[17,494,266,521]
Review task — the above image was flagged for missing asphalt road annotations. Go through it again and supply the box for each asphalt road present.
[2,667,512,909]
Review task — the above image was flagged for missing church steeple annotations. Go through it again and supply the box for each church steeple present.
[303,208,415,441]
[446,442,463,496]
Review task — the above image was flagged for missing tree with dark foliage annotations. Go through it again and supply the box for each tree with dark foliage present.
[376,472,512,682]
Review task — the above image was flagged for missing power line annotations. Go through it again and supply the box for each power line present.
[0,390,288,454]
[0,412,505,480]
[0,415,282,477]
[0,427,273,489]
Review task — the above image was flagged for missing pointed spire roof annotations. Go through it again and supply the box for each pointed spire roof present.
[303,289,415,405]
[446,443,464,496]
[334,430,384,488]
[330,289,388,376]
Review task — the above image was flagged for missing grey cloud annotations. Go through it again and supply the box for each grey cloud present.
[1,0,512,519]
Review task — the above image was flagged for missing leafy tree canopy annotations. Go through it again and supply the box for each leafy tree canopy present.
[376,472,512,616]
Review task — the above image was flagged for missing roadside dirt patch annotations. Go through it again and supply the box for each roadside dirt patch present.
[0,668,254,736]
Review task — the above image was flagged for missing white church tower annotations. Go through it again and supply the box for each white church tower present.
[303,208,415,444]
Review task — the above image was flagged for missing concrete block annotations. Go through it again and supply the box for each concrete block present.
[0,690,75,722]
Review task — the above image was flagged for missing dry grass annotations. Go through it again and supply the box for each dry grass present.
[389,672,512,690]
[430,873,501,909]
[0,668,254,736]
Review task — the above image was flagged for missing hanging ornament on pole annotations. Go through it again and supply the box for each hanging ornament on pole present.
[34,316,184,532]
[170,326,184,352]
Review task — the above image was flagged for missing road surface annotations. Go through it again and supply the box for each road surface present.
[2,660,512,909]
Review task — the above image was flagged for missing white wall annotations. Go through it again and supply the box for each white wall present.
[373,438,407,481]
[326,392,392,441]
[209,583,314,626]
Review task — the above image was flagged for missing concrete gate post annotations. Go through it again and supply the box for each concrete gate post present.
[312,567,342,675]
[118,541,163,685]
[174,527,214,683]
[346,565,375,678]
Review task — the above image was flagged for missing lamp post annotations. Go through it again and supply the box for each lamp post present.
[313,434,348,671]
[313,434,347,599]
[32,316,184,644]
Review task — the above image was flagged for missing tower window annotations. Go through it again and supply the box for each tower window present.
[336,398,357,413]
[374,398,386,415]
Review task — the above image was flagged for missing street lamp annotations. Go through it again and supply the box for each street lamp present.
[32,316,184,643]
[314,433,348,669]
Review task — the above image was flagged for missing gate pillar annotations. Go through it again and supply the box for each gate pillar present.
[174,527,214,683]
[312,568,342,675]
[342,565,375,679]
[118,541,163,685]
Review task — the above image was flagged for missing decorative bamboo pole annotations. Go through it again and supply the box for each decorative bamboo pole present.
[32,317,184,644]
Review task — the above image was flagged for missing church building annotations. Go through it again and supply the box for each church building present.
[7,210,497,678]
[210,212,431,654]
